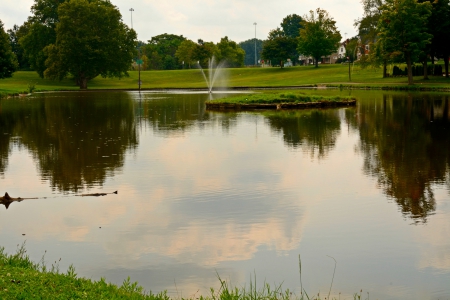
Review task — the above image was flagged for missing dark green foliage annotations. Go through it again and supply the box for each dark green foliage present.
[43,0,137,89]
[7,24,30,70]
[0,20,18,79]
[142,34,186,70]
[297,8,342,68]
[239,39,263,66]
[262,28,297,68]
[280,14,303,39]
[19,0,68,78]
[215,36,245,68]
[377,0,432,84]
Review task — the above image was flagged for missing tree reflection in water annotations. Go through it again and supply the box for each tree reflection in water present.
[0,93,138,192]
[263,109,341,159]
[347,93,450,223]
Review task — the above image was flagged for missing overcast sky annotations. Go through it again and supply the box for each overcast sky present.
[1,0,363,43]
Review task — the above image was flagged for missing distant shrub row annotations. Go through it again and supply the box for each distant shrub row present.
[392,65,444,76]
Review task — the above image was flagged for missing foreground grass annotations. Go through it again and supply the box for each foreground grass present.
[1,63,450,97]
[208,91,354,104]
[1,245,352,300]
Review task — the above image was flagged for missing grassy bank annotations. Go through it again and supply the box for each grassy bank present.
[2,245,348,300]
[1,64,450,98]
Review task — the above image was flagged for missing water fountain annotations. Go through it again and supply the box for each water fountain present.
[198,57,227,93]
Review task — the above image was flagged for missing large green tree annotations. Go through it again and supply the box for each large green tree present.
[281,14,303,39]
[297,8,342,68]
[261,28,297,68]
[377,0,432,85]
[215,36,245,67]
[143,34,186,70]
[192,40,217,68]
[175,39,197,68]
[19,0,68,77]
[0,20,18,79]
[43,0,136,89]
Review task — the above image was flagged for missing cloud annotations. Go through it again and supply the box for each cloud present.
[2,0,362,43]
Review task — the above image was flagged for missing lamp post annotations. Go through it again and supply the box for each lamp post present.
[253,22,257,66]
[129,8,134,29]
[130,8,141,91]
[347,56,351,82]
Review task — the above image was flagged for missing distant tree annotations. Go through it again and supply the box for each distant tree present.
[20,0,68,77]
[281,14,303,38]
[143,34,186,70]
[44,0,136,89]
[7,23,31,70]
[175,39,197,68]
[239,39,263,66]
[261,28,297,68]
[0,20,18,79]
[297,8,342,68]
[192,41,217,68]
[377,0,432,84]
[215,36,245,67]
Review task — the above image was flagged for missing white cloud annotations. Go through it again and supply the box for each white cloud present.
[2,0,362,43]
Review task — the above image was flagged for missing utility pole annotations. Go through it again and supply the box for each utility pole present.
[254,22,257,66]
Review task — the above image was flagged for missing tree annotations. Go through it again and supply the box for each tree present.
[239,39,263,66]
[297,8,342,68]
[377,0,432,85]
[261,28,297,68]
[7,23,31,70]
[19,0,68,77]
[281,14,303,39]
[175,39,197,68]
[43,0,136,89]
[0,20,18,79]
[215,36,245,67]
[143,34,186,70]
[192,41,217,68]
[424,0,450,77]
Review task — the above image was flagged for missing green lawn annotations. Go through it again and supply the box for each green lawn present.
[1,64,450,97]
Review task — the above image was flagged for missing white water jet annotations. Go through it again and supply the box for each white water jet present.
[198,57,227,93]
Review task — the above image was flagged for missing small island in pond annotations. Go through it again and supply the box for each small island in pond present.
[205,92,356,110]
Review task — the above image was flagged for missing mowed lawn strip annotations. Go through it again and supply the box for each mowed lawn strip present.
[2,64,450,97]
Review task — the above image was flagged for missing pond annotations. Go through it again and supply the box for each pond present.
[0,90,449,300]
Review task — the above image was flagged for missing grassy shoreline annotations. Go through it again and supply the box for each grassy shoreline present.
[1,245,341,300]
[1,65,450,98]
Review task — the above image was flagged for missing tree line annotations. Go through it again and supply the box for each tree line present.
[1,0,449,87]
[356,0,450,84]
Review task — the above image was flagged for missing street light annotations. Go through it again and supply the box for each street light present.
[253,22,257,66]
[129,8,134,29]
[129,8,141,91]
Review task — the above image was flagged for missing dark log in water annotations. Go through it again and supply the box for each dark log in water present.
[205,99,356,110]
[1,191,118,209]
[0,193,38,209]
[77,191,118,197]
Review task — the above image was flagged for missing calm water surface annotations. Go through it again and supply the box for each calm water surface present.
[0,90,449,300]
